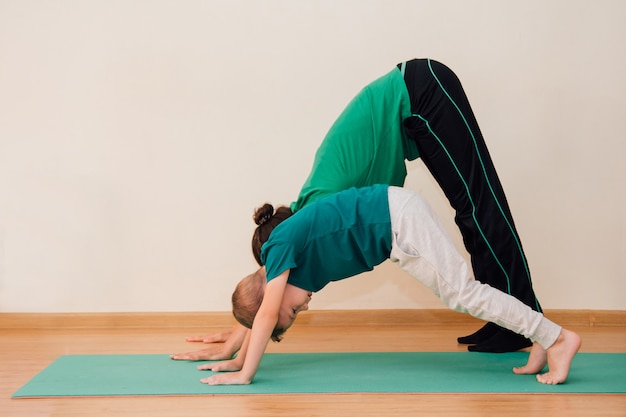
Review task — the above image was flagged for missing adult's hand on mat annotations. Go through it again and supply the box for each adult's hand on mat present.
[169,346,235,361]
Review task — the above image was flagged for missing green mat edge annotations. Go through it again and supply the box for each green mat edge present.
[12,352,626,397]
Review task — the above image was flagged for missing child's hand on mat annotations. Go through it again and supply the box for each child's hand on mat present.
[200,371,251,386]
[170,346,234,361]
[172,325,248,361]
[197,358,242,373]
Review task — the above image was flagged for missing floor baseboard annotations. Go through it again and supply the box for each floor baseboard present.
[0,309,623,330]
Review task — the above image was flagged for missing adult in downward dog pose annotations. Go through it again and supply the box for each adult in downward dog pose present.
[200,185,580,386]
[172,58,541,360]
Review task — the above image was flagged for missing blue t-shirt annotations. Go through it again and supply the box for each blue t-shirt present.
[262,185,392,292]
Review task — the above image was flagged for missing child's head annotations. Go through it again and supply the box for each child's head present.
[232,267,312,343]
[251,203,292,266]
[232,268,265,329]
[232,268,286,342]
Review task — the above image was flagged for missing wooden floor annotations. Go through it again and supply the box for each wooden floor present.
[2,311,625,417]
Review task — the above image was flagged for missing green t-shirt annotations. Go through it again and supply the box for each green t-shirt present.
[262,184,392,292]
[290,67,417,213]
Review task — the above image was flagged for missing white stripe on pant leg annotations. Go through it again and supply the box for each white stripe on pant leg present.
[387,186,560,349]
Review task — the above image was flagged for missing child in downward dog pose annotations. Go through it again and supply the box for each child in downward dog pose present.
[198,185,580,386]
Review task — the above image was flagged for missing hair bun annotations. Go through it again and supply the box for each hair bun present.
[254,203,274,226]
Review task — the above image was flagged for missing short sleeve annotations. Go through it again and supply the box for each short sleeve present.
[261,240,298,282]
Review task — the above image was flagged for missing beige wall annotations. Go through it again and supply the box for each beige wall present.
[0,0,624,313]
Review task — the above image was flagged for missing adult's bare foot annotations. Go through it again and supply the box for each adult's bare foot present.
[536,328,581,385]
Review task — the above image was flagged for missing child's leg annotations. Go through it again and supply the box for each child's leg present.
[514,329,581,384]
[387,186,580,383]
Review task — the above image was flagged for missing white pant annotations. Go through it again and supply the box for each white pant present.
[387,186,561,350]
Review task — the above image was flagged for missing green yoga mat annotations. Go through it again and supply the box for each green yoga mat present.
[12,352,626,397]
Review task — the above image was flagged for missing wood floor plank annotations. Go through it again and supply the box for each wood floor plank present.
[2,312,625,417]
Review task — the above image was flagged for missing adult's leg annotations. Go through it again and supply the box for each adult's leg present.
[400,59,540,351]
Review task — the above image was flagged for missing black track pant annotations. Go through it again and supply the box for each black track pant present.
[399,58,541,312]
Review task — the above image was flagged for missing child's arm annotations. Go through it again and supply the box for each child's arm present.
[201,270,289,385]
[197,328,251,375]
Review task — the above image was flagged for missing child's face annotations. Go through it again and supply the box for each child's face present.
[276,284,312,331]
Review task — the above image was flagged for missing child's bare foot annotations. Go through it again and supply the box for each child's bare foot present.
[537,328,581,385]
[513,342,547,375]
